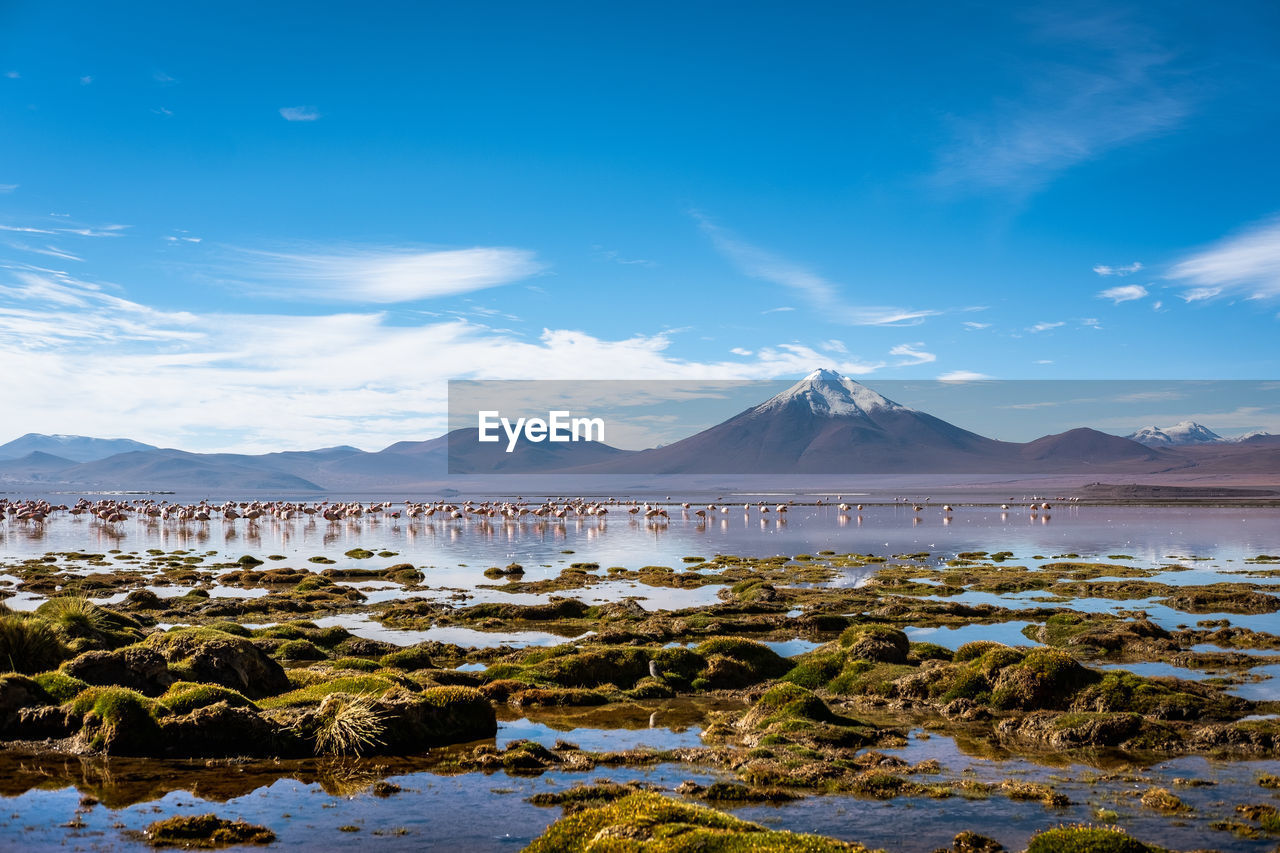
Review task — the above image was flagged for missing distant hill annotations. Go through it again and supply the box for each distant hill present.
[0,433,158,462]
[1,373,1276,489]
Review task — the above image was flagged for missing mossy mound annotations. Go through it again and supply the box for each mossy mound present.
[1025,824,1168,853]
[738,682,887,750]
[146,813,275,848]
[525,790,872,852]
[66,685,164,754]
[839,624,910,664]
[146,628,289,698]
[160,682,258,715]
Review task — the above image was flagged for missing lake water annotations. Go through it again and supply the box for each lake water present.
[3,500,1280,851]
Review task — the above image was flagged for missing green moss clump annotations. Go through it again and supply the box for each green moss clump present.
[236,555,264,567]
[259,675,401,708]
[161,682,258,715]
[32,671,89,703]
[1025,824,1167,853]
[331,657,381,672]
[276,639,325,661]
[693,637,791,687]
[990,648,1097,711]
[380,646,435,671]
[838,624,910,663]
[66,685,163,753]
[909,642,953,663]
[783,651,847,689]
[146,813,276,847]
[525,790,869,852]
[344,549,375,559]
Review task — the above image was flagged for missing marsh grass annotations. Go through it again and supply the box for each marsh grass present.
[313,693,385,756]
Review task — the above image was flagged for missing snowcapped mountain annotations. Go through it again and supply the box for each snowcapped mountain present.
[1127,421,1224,447]
[582,368,1009,473]
[1229,430,1275,443]
[752,368,908,417]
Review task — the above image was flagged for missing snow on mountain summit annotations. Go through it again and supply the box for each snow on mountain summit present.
[754,369,909,418]
[1126,421,1223,447]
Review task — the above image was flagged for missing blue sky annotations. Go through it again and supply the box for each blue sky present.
[2,1,1280,452]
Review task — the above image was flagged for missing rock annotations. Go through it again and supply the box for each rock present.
[63,647,175,696]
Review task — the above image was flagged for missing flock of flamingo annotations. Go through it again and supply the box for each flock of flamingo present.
[0,494,1076,527]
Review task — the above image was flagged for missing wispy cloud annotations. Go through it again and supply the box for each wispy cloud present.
[6,243,83,262]
[0,221,128,238]
[80,75,93,85]
[962,321,990,330]
[1167,216,1280,304]
[1029,321,1064,333]
[1098,283,1148,303]
[762,306,794,314]
[1094,262,1143,276]
[890,342,936,365]
[695,214,937,326]
[231,244,544,303]
[0,184,16,194]
[730,347,753,356]
[4,71,19,79]
[933,13,1189,193]
[153,71,177,84]
[938,370,991,382]
[1082,317,1102,329]
[280,106,321,122]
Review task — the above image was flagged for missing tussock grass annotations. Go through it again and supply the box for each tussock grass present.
[313,693,385,756]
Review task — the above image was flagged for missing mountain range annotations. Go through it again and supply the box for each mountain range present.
[2,370,1277,491]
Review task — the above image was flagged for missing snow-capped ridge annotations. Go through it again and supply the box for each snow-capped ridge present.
[1126,421,1223,447]
[755,369,910,418]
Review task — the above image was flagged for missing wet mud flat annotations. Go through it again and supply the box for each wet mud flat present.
[2,509,1280,850]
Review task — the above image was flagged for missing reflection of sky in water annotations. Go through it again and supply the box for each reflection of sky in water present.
[312,613,593,648]
[905,621,1041,649]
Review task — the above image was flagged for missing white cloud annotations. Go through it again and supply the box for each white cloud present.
[233,245,544,303]
[4,71,19,79]
[962,321,990,330]
[938,370,991,383]
[933,14,1188,192]
[152,107,173,117]
[730,347,753,356]
[889,342,936,365]
[280,106,321,122]
[820,339,848,354]
[1093,262,1143,276]
[761,306,794,314]
[0,184,16,193]
[1098,283,1148,303]
[153,71,177,84]
[1168,217,1280,303]
[1035,359,1054,364]
[696,214,937,326]
[1082,318,1102,329]
[0,268,893,451]
[1029,321,1064,332]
